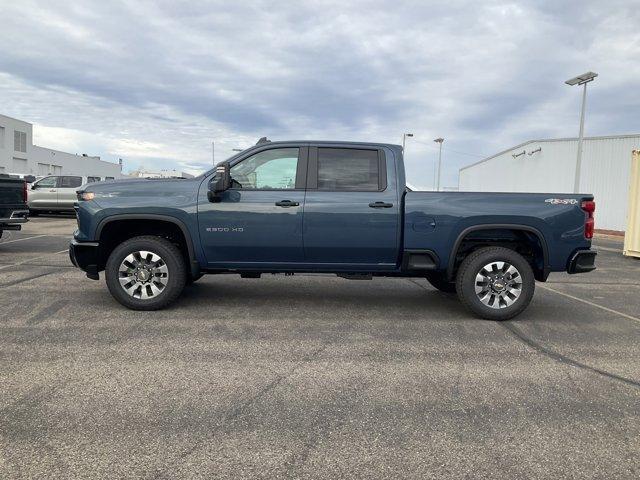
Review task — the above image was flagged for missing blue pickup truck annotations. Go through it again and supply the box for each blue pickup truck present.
[70,139,596,320]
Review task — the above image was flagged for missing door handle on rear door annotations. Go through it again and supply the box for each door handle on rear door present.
[369,201,393,208]
[275,200,299,207]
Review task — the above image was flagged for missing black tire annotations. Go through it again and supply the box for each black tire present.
[456,246,535,321]
[29,209,39,217]
[425,272,457,293]
[105,235,186,310]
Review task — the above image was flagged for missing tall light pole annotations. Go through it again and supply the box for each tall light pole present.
[434,137,444,191]
[402,133,413,153]
[565,71,598,193]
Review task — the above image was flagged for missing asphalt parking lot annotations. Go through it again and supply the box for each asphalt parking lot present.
[1,216,639,479]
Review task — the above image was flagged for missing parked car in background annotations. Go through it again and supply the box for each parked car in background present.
[70,139,597,320]
[0,174,29,239]
[28,175,115,215]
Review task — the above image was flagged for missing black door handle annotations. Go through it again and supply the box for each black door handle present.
[275,200,299,207]
[369,201,393,208]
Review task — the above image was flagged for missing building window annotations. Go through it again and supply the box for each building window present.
[14,130,27,153]
[12,157,28,173]
[0,126,5,148]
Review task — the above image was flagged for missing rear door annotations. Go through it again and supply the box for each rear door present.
[303,146,400,269]
[28,176,58,209]
[56,176,83,210]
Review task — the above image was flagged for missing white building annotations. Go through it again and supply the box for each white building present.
[129,167,194,179]
[459,134,640,232]
[0,113,122,179]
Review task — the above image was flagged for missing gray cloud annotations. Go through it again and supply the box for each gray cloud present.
[0,0,638,185]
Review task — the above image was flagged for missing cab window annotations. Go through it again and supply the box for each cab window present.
[35,176,57,188]
[230,148,299,190]
[59,176,83,188]
[317,148,381,191]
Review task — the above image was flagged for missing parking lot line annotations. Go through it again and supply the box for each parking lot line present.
[594,245,623,253]
[538,284,640,325]
[0,249,68,271]
[0,234,48,245]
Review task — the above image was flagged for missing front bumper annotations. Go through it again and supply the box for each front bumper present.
[567,249,597,274]
[69,239,100,280]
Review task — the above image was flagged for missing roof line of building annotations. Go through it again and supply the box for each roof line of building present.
[459,133,640,172]
[32,144,120,167]
[0,113,33,125]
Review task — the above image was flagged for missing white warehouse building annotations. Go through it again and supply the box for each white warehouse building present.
[0,113,123,179]
[459,134,640,232]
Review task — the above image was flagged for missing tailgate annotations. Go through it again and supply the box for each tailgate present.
[0,178,27,217]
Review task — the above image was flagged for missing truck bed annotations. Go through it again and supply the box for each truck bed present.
[403,191,593,273]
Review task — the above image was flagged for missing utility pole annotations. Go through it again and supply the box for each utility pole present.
[402,133,413,153]
[565,71,598,193]
[434,138,444,191]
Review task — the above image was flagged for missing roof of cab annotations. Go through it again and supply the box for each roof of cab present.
[250,140,402,149]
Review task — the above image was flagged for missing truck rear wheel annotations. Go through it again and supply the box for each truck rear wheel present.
[456,246,535,321]
[105,236,186,310]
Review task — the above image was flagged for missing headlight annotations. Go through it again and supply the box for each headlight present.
[77,191,95,201]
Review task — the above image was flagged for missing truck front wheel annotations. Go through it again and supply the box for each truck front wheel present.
[105,236,186,310]
[456,246,535,321]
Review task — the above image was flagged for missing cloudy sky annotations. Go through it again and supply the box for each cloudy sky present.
[1,0,638,187]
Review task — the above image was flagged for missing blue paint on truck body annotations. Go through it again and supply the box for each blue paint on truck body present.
[72,141,594,279]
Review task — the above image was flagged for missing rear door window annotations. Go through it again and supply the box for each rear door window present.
[317,148,381,191]
[58,176,83,188]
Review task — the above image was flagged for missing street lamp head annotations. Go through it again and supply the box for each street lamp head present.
[565,71,598,86]
[433,137,444,144]
[404,133,413,137]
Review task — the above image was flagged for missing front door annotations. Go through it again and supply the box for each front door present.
[302,146,400,269]
[198,146,307,268]
[28,176,58,209]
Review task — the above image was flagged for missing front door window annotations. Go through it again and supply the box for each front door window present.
[230,148,299,190]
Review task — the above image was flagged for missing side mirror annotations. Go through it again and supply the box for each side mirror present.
[31,184,38,190]
[207,162,231,202]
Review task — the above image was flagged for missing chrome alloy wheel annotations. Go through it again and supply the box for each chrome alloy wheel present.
[118,250,169,299]
[474,261,523,309]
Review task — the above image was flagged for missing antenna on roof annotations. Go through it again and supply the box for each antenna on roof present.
[256,137,271,145]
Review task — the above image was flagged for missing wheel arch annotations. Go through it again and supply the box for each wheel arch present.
[95,214,199,276]
[446,224,550,282]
